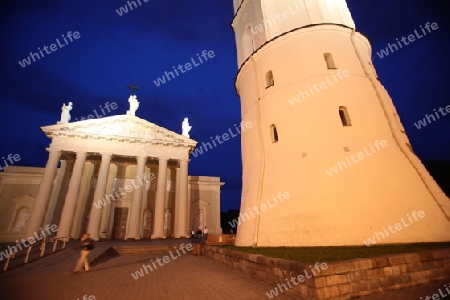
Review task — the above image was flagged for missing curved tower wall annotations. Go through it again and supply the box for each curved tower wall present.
[232,0,450,246]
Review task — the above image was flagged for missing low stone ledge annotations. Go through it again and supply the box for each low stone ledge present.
[387,255,406,266]
[347,270,367,283]
[404,253,421,264]
[418,251,436,262]
[248,253,261,263]
[334,261,355,274]
[366,268,385,279]
[202,245,450,299]
[371,257,390,268]
[288,261,310,273]
[326,274,348,285]
[353,258,373,271]
[256,255,277,266]
[433,249,448,259]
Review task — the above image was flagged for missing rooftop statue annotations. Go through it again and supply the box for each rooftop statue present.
[127,95,139,116]
[58,102,73,124]
[182,117,192,138]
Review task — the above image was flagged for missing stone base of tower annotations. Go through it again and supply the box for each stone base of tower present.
[235,218,450,247]
[235,151,450,246]
[234,174,450,247]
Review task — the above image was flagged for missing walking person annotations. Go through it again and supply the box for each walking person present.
[73,233,94,273]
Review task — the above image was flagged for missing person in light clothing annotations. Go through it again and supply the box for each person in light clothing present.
[73,233,94,273]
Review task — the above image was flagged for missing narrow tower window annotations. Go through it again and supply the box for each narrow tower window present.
[266,71,274,88]
[324,53,336,69]
[339,106,352,126]
[270,124,279,143]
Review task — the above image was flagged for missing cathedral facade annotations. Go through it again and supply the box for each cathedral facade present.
[0,111,223,243]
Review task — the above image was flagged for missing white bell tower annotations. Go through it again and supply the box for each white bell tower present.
[232,0,450,246]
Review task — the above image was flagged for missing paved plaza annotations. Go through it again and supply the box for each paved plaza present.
[0,240,296,300]
[0,241,448,299]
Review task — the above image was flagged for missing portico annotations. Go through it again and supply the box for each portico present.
[23,115,198,241]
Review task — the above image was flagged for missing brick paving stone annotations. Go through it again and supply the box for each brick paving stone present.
[0,241,295,300]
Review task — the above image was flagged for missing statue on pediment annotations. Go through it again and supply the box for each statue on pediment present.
[127,95,139,116]
[58,102,73,124]
[182,117,192,138]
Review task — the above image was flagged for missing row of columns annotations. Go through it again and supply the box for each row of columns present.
[24,149,190,241]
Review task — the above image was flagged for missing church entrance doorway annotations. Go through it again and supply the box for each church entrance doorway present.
[112,207,128,239]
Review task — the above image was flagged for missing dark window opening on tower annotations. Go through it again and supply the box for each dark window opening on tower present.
[266,71,274,88]
[324,53,337,69]
[270,124,278,143]
[339,106,352,126]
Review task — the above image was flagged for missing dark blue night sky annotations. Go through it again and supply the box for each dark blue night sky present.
[0,0,449,211]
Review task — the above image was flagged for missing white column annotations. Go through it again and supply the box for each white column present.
[103,164,118,239]
[24,149,61,238]
[186,177,191,235]
[174,159,189,238]
[71,162,95,238]
[87,153,112,241]
[126,156,147,240]
[173,166,181,237]
[140,166,151,238]
[56,152,87,238]
[152,157,168,239]
[43,160,67,227]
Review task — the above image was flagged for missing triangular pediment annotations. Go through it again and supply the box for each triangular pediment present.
[13,194,35,203]
[41,115,197,147]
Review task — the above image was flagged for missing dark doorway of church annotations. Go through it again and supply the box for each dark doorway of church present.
[112,207,128,239]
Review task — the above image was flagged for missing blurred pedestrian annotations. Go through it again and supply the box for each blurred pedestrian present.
[73,233,94,273]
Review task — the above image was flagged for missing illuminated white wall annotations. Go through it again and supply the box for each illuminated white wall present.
[232,0,450,246]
